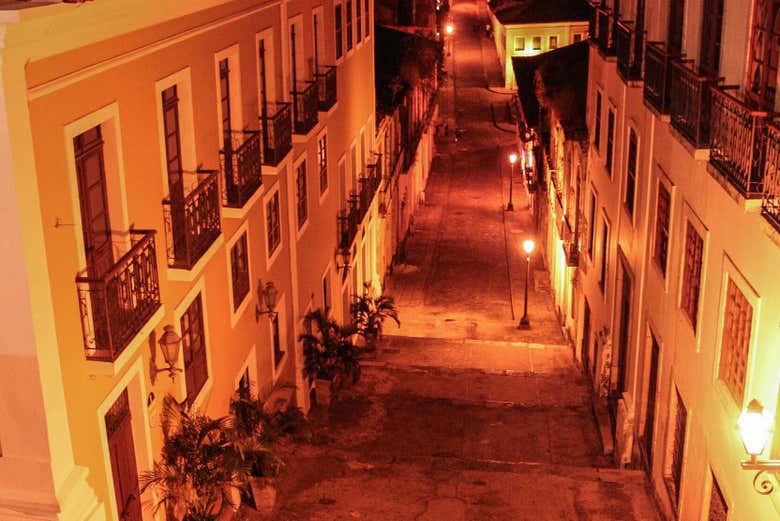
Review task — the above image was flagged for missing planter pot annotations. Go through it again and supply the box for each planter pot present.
[315,378,333,407]
[250,477,277,515]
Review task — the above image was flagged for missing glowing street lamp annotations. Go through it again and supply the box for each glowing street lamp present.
[518,239,535,329]
[738,399,780,495]
[507,152,518,211]
[445,23,454,35]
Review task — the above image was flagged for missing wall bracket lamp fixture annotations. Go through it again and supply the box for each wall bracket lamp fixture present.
[739,399,780,495]
[336,248,352,273]
[149,325,182,385]
[255,280,279,321]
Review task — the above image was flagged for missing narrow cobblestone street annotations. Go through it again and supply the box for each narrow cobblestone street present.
[269,0,662,518]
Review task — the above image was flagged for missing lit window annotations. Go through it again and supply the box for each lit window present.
[718,278,752,404]
[574,33,582,43]
[532,36,541,50]
[514,36,525,51]
[549,35,558,49]
[680,222,704,330]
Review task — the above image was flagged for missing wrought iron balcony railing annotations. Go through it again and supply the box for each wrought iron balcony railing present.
[315,65,338,112]
[338,194,361,249]
[220,130,262,208]
[644,41,677,114]
[709,86,772,198]
[260,102,292,166]
[762,123,780,231]
[669,59,718,149]
[615,20,644,82]
[163,170,221,270]
[76,230,161,361]
[596,6,615,56]
[292,80,319,135]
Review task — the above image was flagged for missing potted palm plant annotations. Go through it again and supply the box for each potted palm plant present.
[351,282,400,350]
[140,395,249,521]
[299,309,360,406]
[229,382,281,515]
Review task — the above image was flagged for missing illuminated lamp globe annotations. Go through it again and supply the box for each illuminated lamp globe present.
[509,152,518,165]
[445,23,454,35]
[739,399,774,458]
[522,239,536,255]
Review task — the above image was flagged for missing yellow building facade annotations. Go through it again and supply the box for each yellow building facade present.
[536,0,780,519]
[0,0,381,519]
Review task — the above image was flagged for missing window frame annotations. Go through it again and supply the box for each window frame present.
[346,0,354,51]
[532,36,542,50]
[226,222,253,326]
[593,90,602,152]
[624,126,638,221]
[295,156,309,232]
[605,107,616,177]
[679,218,705,332]
[174,279,212,410]
[335,2,344,61]
[598,213,610,294]
[514,36,526,52]
[263,185,283,269]
[318,129,329,198]
[549,35,558,49]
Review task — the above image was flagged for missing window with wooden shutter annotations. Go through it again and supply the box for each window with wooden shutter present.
[606,109,615,175]
[335,4,344,59]
[296,160,308,228]
[318,134,328,193]
[680,222,704,330]
[654,183,671,275]
[594,91,602,151]
[746,0,780,109]
[266,191,281,256]
[625,129,638,218]
[346,0,353,50]
[181,294,208,405]
[666,388,688,507]
[718,278,753,404]
[230,233,250,310]
[272,314,284,367]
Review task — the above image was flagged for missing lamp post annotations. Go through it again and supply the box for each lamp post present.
[518,239,535,329]
[507,152,517,211]
[445,22,454,56]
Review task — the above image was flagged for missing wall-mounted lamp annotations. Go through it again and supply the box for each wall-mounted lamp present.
[255,280,279,321]
[336,248,352,273]
[149,325,182,385]
[739,399,780,494]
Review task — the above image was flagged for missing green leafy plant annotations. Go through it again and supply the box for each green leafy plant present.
[229,382,281,478]
[351,282,400,346]
[262,407,313,443]
[140,395,250,521]
[299,308,361,385]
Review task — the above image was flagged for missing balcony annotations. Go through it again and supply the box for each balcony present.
[162,171,221,270]
[644,41,677,115]
[260,102,292,166]
[669,60,718,149]
[76,230,161,362]
[291,81,319,135]
[588,2,598,43]
[596,6,615,56]
[615,20,643,82]
[338,194,361,249]
[315,65,338,112]
[220,130,262,208]
[762,123,780,231]
[709,86,772,198]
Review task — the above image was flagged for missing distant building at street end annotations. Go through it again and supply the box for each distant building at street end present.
[489,0,590,89]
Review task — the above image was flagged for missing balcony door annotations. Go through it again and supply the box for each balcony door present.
[162,86,187,263]
[219,58,239,201]
[74,125,114,277]
[746,0,780,109]
[667,0,685,54]
[699,0,724,78]
[105,390,141,521]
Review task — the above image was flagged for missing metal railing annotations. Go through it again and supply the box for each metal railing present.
[709,86,772,198]
[163,171,221,269]
[220,130,262,208]
[761,123,780,230]
[615,20,643,82]
[338,194,361,250]
[669,59,718,149]
[315,65,338,112]
[292,81,319,135]
[260,102,292,166]
[76,230,161,361]
[644,41,676,114]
